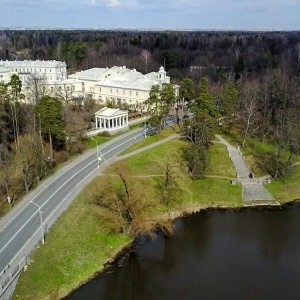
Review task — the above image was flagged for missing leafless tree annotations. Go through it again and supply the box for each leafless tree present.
[25,73,47,105]
[238,81,260,147]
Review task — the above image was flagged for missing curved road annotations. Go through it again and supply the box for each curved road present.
[0,115,182,296]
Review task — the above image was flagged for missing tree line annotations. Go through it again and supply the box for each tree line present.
[1,30,300,80]
[0,75,99,213]
[0,30,300,222]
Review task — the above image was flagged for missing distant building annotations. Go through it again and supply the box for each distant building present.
[0,62,179,110]
[0,60,67,83]
[0,65,15,84]
[68,66,178,110]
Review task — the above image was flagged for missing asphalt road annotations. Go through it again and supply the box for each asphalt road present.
[0,114,186,277]
[0,126,148,274]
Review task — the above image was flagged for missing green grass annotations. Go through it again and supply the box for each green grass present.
[13,187,131,300]
[207,143,236,178]
[119,125,181,155]
[13,137,244,300]
[265,165,300,203]
[219,127,300,178]
[85,121,147,150]
[129,121,146,130]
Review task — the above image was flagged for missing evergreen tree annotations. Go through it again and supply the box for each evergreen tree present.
[221,81,238,133]
[34,96,65,160]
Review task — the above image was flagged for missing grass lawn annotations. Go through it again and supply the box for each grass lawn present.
[219,127,300,178]
[265,165,300,203]
[13,137,243,300]
[13,186,131,300]
[207,143,236,178]
[118,125,181,155]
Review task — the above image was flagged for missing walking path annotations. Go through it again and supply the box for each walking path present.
[116,133,181,161]
[103,132,278,206]
[216,135,279,206]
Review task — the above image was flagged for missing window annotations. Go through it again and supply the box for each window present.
[50,69,52,72]
[123,90,125,95]
[136,92,138,96]
[117,89,119,94]
[99,87,101,92]
[110,88,112,93]
[51,87,54,92]
[67,86,70,91]
[129,91,132,96]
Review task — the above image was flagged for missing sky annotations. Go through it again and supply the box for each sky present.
[0,0,300,30]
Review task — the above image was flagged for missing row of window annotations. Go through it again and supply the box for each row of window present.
[11,68,57,73]
[81,85,141,97]
[49,85,75,92]
[98,86,139,96]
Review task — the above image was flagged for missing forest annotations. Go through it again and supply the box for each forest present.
[0,30,300,215]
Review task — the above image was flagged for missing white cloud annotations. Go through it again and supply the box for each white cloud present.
[89,0,123,7]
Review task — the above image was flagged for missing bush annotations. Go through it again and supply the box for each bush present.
[98,131,111,137]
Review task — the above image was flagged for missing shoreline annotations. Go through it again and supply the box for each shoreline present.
[62,198,300,299]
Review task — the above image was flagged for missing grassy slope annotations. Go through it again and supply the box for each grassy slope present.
[13,137,242,300]
[119,125,181,155]
[265,165,300,203]
[219,127,300,177]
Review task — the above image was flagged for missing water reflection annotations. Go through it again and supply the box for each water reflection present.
[66,207,300,300]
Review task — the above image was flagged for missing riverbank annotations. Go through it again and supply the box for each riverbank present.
[12,134,300,299]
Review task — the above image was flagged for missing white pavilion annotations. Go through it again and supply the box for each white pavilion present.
[94,107,129,135]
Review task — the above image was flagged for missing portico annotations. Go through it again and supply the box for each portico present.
[94,107,129,134]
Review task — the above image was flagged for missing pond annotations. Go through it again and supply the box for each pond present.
[66,205,300,300]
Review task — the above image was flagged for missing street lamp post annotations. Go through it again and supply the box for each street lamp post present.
[30,201,45,244]
[90,137,101,169]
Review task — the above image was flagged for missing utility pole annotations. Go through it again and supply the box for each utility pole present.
[90,137,100,169]
[30,201,45,244]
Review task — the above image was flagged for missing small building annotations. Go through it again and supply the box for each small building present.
[94,107,129,135]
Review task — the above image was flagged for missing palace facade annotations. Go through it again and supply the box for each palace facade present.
[0,60,179,110]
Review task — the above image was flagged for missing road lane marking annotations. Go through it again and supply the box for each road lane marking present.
[0,151,98,232]
[76,169,97,187]
[0,130,143,256]
[0,159,95,254]
[0,210,39,256]
[0,130,144,232]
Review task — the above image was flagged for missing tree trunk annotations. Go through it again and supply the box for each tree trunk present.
[49,130,53,161]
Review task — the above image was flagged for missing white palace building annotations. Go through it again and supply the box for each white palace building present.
[0,60,178,112]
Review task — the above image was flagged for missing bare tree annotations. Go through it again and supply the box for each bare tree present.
[90,161,173,237]
[238,81,260,147]
[140,49,152,73]
[25,73,47,105]
[56,84,74,106]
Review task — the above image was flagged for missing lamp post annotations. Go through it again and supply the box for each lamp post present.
[144,121,147,138]
[90,137,103,169]
[30,201,45,244]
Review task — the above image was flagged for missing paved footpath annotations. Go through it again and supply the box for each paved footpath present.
[216,135,277,205]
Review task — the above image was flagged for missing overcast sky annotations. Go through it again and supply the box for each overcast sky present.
[1,0,300,30]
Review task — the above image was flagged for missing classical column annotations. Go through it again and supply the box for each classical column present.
[95,116,98,129]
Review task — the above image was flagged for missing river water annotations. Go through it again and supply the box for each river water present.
[66,205,300,300]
